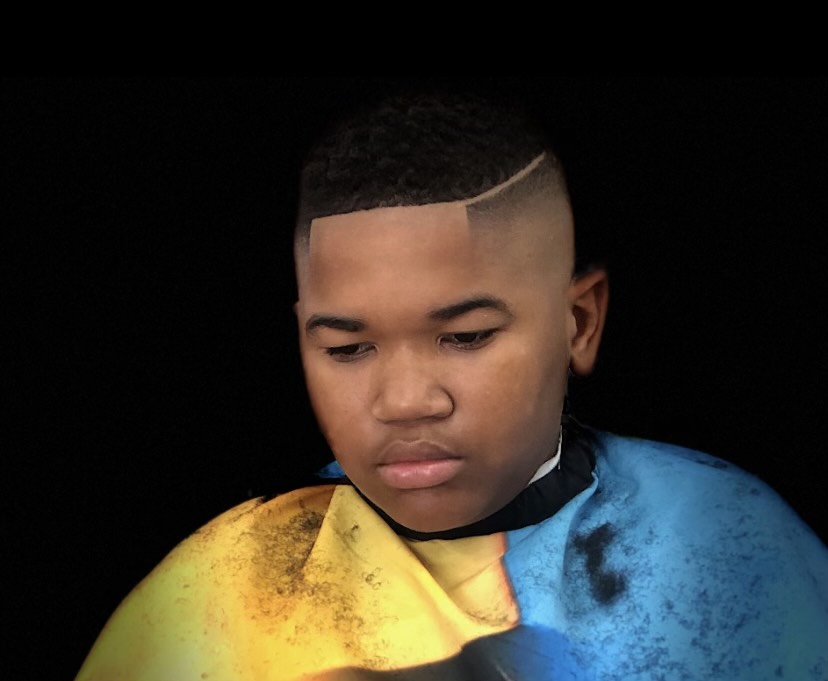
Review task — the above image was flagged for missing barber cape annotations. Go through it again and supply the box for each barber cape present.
[76,424,828,680]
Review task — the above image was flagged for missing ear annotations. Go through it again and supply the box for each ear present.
[567,269,609,376]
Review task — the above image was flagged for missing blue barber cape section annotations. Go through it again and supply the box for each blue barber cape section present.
[75,431,827,680]
[496,432,827,679]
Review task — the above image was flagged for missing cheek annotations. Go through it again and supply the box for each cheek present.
[504,329,568,388]
[466,333,568,427]
[301,361,364,450]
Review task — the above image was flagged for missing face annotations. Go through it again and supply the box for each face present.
[295,200,600,532]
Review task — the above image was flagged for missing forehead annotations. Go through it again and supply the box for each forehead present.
[309,203,484,273]
[296,200,571,317]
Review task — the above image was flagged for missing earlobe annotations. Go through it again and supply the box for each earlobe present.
[567,269,609,376]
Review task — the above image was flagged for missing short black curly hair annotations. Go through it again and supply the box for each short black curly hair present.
[295,91,569,247]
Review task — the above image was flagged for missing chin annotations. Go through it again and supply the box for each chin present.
[406,517,465,533]
[372,501,460,534]
[392,504,484,534]
[384,491,470,531]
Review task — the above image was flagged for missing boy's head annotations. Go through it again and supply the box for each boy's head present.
[293,92,607,533]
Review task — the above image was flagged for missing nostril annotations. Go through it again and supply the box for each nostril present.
[371,352,454,423]
[372,385,454,424]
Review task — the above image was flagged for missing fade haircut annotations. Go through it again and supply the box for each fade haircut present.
[295,91,571,249]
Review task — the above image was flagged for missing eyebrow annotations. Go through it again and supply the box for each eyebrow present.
[305,315,365,335]
[304,295,512,336]
[427,295,513,321]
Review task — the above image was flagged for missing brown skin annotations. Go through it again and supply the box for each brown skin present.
[294,198,607,533]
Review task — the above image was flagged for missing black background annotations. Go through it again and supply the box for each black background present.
[5,77,827,679]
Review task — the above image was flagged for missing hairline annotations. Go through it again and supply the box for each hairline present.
[294,153,570,256]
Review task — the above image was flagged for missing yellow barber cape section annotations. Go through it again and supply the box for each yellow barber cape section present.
[76,485,519,680]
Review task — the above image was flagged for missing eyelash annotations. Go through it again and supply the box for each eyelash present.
[443,329,498,350]
[324,329,499,363]
[324,343,372,361]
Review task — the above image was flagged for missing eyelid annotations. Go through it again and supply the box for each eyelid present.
[322,328,500,361]
[324,342,374,362]
[441,328,499,350]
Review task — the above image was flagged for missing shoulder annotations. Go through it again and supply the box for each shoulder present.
[181,484,336,553]
[128,483,340,601]
[586,429,826,561]
[565,430,828,679]
[75,484,339,681]
[593,429,751,478]
[592,429,784,504]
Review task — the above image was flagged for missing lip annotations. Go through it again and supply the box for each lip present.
[376,440,464,490]
[378,440,459,465]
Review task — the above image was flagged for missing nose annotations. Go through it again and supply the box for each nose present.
[371,348,454,424]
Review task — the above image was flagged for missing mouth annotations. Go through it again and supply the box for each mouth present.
[376,440,464,490]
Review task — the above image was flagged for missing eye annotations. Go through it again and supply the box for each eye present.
[442,329,498,350]
[324,342,373,362]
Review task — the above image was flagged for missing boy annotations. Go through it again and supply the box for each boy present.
[76,92,827,680]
